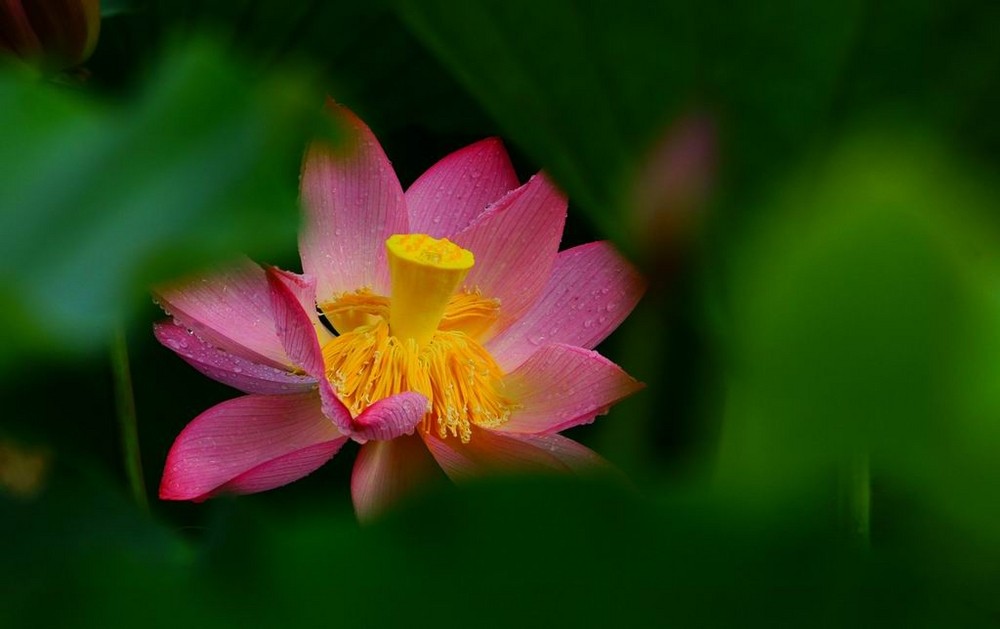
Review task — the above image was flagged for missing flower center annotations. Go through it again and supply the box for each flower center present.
[319,234,510,442]
[385,233,475,345]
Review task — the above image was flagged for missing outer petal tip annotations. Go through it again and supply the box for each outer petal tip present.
[486,240,646,371]
[300,101,408,299]
[157,393,346,502]
[452,172,569,335]
[405,135,520,238]
[158,472,194,502]
[153,320,317,395]
[152,257,294,370]
[498,344,643,435]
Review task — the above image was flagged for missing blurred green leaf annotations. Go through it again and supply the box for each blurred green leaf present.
[7,474,996,627]
[92,1,494,152]
[393,0,860,246]
[0,40,326,368]
[0,460,194,627]
[718,125,1000,548]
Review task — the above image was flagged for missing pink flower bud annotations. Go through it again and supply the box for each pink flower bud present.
[0,0,100,70]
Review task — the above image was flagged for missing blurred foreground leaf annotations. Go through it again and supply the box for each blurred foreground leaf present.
[5,474,996,627]
[0,41,326,368]
[719,126,1000,550]
[0,460,194,626]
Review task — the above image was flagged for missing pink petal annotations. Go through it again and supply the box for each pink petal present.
[153,258,291,370]
[264,267,331,375]
[451,174,567,338]
[265,266,353,434]
[496,343,643,435]
[269,268,335,347]
[513,433,618,474]
[351,435,440,522]
[404,138,519,238]
[154,321,316,394]
[422,428,610,482]
[486,241,646,371]
[159,392,347,501]
[218,441,345,495]
[299,100,409,302]
[350,392,429,443]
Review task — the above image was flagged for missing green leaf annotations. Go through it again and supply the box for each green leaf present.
[0,40,327,368]
[718,125,1000,547]
[93,1,494,148]
[394,0,861,246]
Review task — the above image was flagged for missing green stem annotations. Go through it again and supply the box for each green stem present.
[844,452,870,547]
[112,327,149,513]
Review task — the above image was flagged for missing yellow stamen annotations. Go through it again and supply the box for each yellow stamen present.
[386,234,474,346]
[439,289,501,339]
[319,289,388,334]
[321,320,512,442]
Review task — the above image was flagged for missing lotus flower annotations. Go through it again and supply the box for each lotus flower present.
[155,102,645,520]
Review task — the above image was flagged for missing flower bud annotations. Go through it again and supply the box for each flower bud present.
[0,0,100,70]
[629,112,717,274]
